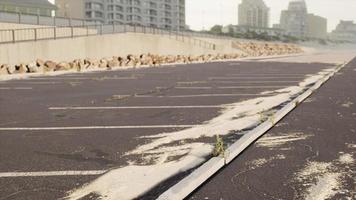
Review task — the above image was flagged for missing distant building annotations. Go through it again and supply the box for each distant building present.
[329,20,356,42]
[307,14,327,39]
[55,0,186,31]
[0,0,56,16]
[238,0,269,28]
[222,25,285,37]
[280,0,308,38]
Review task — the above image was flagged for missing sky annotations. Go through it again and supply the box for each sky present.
[186,0,356,32]
[49,0,355,32]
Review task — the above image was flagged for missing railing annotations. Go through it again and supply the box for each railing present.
[0,10,101,27]
[0,24,216,50]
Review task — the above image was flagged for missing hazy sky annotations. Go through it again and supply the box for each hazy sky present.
[187,0,356,32]
[49,0,355,32]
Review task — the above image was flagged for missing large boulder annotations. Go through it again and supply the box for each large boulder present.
[99,59,108,68]
[6,65,16,74]
[44,61,57,72]
[14,64,28,74]
[26,62,39,73]
[0,64,9,75]
[56,62,71,71]
[84,58,98,69]
[36,59,45,67]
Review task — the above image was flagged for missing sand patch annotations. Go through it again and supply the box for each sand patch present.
[296,152,355,200]
[248,154,286,169]
[256,132,311,149]
[341,101,354,108]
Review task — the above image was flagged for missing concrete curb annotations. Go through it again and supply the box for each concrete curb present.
[157,61,350,200]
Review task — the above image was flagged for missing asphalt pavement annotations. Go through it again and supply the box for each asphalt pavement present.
[0,60,334,200]
[188,58,356,200]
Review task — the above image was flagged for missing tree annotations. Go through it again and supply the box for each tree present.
[210,25,223,34]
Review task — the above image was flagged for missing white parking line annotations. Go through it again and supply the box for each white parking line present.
[0,125,196,131]
[175,87,212,89]
[218,86,283,89]
[135,94,266,98]
[209,77,302,80]
[49,105,226,110]
[32,77,137,80]
[226,73,307,76]
[175,86,284,89]
[0,87,32,90]
[229,63,241,66]
[19,81,60,84]
[214,81,299,83]
[0,170,107,178]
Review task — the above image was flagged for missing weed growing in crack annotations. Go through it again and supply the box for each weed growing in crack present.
[259,110,268,123]
[213,135,225,157]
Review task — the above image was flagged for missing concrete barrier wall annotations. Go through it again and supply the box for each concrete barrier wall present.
[0,22,49,30]
[195,37,243,54]
[0,33,218,65]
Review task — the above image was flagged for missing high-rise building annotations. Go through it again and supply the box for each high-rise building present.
[238,0,269,28]
[307,14,327,39]
[56,0,186,31]
[0,0,57,16]
[280,0,308,38]
[279,0,327,39]
[330,20,356,42]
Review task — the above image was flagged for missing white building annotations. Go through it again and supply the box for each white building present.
[222,24,285,37]
[330,20,356,42]
[238,0,269,28]
[280,0,308,38]
[56,0,186,31]
[307,13,327,39]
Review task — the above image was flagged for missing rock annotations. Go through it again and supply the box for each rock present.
[0,64,9,75]
[26,62,39,73]
[84,58,98,69]
[78,60,89,71]
[69,60,80,71]
[36,59,45,67]
[56,62,71,71]
[107,59,119,69]
[6,65,16,74]
[14,64,28,74]
[44,61,57,72]
[99,59,108,68]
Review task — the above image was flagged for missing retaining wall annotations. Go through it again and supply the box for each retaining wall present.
[0,32,218,65]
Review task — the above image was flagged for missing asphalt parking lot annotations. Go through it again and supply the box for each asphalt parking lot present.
[0,60,334,199]
[189,57,356,200]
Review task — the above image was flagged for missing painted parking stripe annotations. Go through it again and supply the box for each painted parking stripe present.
[226,73,307,76]
[209,77,302,80]
[213,81,299,83]
[135,94,267,98]
[0,125,196,131]
[0,87,32,90]
[175,86,284,89]
[49,105,227,110]
[17,81,60,84]
[32,77,137,80]
[0,170,107,178]
[175,87,212,89]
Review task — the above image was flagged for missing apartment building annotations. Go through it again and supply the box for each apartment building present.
[0,0,57,16]
[279,0,327,39]
[238,0,270,28]
[280,0,308,38]
[56,0,186,31]
[307,14,327,39]
[330,20,356,42]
